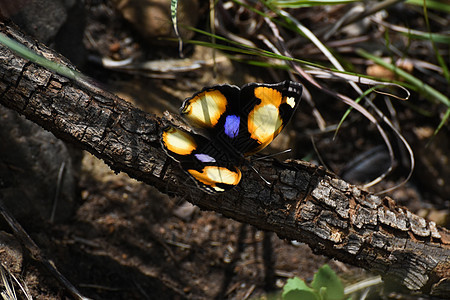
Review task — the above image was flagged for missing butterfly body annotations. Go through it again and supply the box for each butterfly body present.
[161,80,303,194]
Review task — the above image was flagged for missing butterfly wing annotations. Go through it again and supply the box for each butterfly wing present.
[161,126,242,194]
[179,81,302,157]
[179,83,253,160]
[180,84,241,135]
[237,80,303,155]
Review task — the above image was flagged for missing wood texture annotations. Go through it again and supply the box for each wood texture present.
[0,20,449,297]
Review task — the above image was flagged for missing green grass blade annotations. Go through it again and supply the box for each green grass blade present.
[270,0,360,8]
[406,0,450,12]
[335,86,378,139]
[433,107,450,138]
[375,19,450,44]
[183,26,319,65]
[0,33,82,81]
[357,48,450,107]
[422,0,450,81]
[171,0,183,54]
[402,31,450,44]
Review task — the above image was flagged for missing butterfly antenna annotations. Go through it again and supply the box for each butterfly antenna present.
[248,163,272,186]
[246,148,293,186]
[252,149,292,161]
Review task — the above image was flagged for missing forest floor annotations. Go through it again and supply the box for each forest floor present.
[1,0,448,299]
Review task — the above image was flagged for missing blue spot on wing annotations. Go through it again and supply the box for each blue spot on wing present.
[224,115,240,138]
[195,153,216,163]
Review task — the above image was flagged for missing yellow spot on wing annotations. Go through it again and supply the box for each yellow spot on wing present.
[162,127,196,155]
[248,104,282,147]
[188,166,241,190]
[248,87,284,151]
[182,90,227,128]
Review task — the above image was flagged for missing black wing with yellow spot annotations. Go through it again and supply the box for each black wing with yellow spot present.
[180,84,240,131]
[238,81,303,155]
[161,126,242,194]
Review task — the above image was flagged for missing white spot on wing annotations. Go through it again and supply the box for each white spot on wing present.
[286,96,296,108]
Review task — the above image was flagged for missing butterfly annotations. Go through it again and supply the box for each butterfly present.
[160,80,303,194]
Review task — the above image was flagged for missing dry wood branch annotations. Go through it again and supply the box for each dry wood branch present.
[0,21,449,297]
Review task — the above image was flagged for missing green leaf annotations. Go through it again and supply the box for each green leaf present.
[283,277,319,300]
[311,265,344,300]
[283,289,321,300]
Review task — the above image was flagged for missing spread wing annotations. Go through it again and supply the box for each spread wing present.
[161,126,241,194]
[180,84,240,135]
[179,81,303,157]
[237,80,303,155]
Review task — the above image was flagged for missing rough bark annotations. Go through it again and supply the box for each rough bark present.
[0,20,449,297]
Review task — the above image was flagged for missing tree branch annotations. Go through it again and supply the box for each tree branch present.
[0,20,449,297]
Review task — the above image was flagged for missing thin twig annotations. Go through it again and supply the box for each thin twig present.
[50,161,66,223]
[0,199,90,300]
